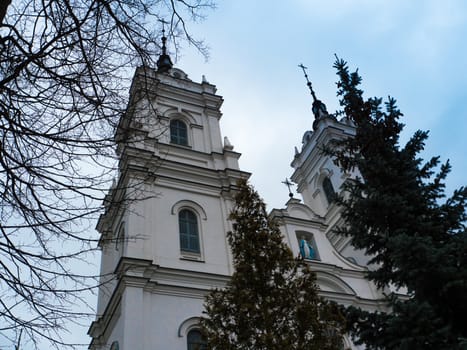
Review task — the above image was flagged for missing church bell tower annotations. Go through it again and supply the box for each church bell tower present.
[88,41,249,349]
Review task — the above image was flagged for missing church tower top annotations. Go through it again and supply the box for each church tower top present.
[156,27,173,73]
[298,64,331,130]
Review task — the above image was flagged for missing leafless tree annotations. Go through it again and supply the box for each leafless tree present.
[0,0,214,348]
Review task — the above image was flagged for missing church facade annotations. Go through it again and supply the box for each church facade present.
[88,58,387,349]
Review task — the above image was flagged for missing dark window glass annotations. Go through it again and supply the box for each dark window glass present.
[170,119,188,146]
[323,177,336,205]
[187,330,207,350]
[179,209,200,253]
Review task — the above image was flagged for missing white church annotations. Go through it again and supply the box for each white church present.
[88,41,388,349]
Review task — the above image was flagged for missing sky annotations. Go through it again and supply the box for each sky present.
[178,0,467,210]
[61,0,467,347]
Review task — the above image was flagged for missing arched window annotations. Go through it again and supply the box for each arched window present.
[322,177,336,205]
[179,209,200,253]
[170,119,188,146]
[187,329,207,350]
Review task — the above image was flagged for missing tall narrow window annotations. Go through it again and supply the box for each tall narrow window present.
[187,329,207,350]
[179,209,200,253]
[170,119,188,146]
[323,177,336,205]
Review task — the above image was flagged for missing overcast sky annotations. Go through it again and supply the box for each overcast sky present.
[65,1,467,346]
[180,0,467,210]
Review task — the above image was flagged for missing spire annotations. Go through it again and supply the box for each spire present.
[298,64,329,129]
[157,25,173,73]
[298,63,318,101]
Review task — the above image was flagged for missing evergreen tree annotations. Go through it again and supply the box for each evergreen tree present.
[201,179,345,350]
[329,57,467,349]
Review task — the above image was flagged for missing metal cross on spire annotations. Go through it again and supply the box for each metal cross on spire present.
[298,63,330,128]
[159,19,169,54]
[298,63,317,102]
[157,19,173,73]
[282,178,294,198]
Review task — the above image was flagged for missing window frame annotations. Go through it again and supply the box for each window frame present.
[171,201,206,261]
[170,119,189,146]
[178,209,201,254]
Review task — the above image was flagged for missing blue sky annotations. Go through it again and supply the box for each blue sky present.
[180,0,467,209]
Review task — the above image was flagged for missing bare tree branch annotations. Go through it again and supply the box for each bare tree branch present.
[0,0,215,348]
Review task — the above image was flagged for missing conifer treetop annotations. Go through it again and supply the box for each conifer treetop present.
[201,179,346,350]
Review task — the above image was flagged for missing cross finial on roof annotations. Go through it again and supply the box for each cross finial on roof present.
[298,63,317,102]
[157,20,173,73]
[282,178,294,198]
[298,63,330,127]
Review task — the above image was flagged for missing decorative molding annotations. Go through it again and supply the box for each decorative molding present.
[171,200,207,220]
[178,317,202,337]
